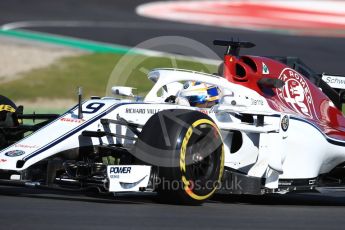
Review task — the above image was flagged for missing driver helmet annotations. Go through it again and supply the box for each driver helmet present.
[179,81,220,108]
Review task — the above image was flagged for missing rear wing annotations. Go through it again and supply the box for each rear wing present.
[320,74,345,109]
[322,74,345,90]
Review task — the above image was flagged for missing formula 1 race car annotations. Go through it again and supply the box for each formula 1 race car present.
[1,40,345,205]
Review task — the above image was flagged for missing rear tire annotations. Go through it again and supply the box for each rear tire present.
[135,109,224,205]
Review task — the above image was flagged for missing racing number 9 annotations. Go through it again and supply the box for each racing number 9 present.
[83,102,105,114]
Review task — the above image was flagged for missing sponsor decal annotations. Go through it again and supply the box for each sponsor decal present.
[0,104,15,113]
[109,166,132,174]
[251,98,264,106]
[262,62,269,75]
[60,117,85,123]
[276,69,316,118]
[109,166,132,178]
[15,144,39,149]
[5,150,25,157]
[322,75,345,90]
[0,159,7,163]
[120,175,148,189]
[281,115,289,132]
[107,165,151,192]
[125,108,160,114]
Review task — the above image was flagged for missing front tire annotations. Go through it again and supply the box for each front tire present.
[135,109,224,205]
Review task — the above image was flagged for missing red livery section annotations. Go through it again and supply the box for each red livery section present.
[222,52,345,140]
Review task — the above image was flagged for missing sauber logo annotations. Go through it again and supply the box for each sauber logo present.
[276,69,315,118]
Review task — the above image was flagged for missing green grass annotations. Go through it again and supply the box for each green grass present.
[0,53,217,101]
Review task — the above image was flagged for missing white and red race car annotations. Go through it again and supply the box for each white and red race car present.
[0,40,345,205]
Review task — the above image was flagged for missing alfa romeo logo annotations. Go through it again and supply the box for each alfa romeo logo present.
[276,69,315,118]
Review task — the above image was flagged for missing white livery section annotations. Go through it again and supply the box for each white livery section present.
[0,100,190,170]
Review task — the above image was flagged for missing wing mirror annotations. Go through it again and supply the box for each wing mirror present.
[111,86,135,97]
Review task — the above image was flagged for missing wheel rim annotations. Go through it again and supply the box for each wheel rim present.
[189,135,216,182]
[183,122,223,194]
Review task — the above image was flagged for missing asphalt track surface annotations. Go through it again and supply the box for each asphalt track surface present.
[1,186,345,230]
[1,1,345,229]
